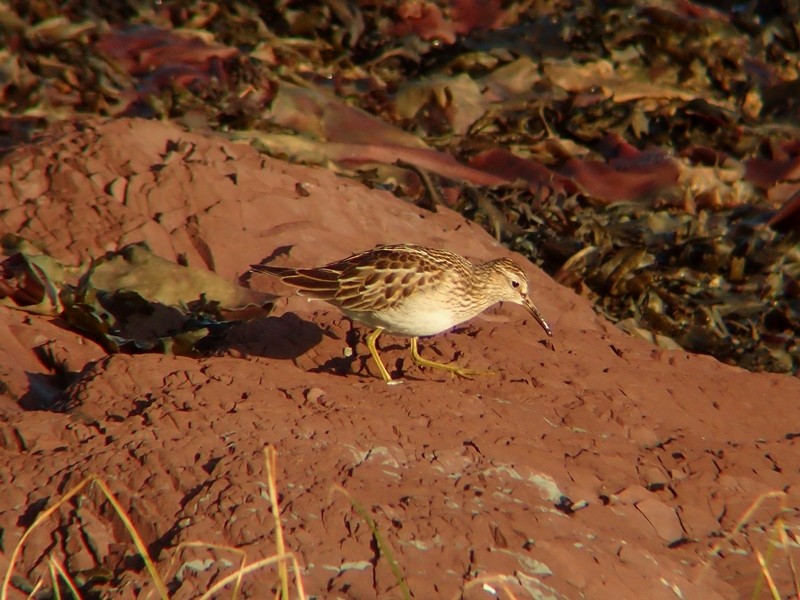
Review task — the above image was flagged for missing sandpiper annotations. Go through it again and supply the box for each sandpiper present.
[250,244,552,383]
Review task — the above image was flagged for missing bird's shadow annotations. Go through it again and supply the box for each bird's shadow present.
[312,326,416,381]
[225,312,325,360]
[309,322,361,378]
[229,312,421,381]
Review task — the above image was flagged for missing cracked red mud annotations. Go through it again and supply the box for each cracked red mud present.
[1,120,798,599]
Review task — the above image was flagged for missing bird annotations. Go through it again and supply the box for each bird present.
[250,244,552,384]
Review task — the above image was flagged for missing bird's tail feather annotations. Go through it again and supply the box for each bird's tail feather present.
[250,264,340,301]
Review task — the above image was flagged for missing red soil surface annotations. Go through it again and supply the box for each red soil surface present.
[1,119,798,599]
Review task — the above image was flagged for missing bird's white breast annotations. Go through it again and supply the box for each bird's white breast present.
[342,292,476,337]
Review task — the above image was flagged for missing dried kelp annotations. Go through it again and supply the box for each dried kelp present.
[0,238,273,355]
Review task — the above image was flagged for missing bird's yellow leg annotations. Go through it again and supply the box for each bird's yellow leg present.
[409,337,494,378]
[365,328,399,384]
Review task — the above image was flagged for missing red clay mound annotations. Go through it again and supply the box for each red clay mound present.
[1,119,798,599]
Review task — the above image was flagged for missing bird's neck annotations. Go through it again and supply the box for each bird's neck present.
[466,262,499,311]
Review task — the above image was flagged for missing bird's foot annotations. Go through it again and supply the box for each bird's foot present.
[417,359,495,379]
[409,338,494,379]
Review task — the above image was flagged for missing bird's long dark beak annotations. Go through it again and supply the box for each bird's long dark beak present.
[523,296,553,337]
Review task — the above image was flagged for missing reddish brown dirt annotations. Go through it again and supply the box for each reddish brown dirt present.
[1,119,798,599]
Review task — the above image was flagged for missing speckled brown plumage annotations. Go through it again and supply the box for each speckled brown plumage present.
[251,244,552,383]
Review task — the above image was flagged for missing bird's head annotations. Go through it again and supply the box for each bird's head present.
[481,258,553,337]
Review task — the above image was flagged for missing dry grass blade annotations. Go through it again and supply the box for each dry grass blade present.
[90,477,169,598]
[265,446,291,600]
[704,490,787,563]
[751,516,785,600]
[757,516,800,600]
[697,489,798,598]
[46,562,60,600]
[3,451,308,600]
[778,521,800,599]
[755,549,781,600]
[1,474,169,600]
[196,553,306,600]
[48,557,81,600]
[165,542,248,600]
[330,484,411,600]
[24,578,44,600]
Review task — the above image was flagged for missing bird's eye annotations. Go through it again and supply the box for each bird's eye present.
[511,280,520,289]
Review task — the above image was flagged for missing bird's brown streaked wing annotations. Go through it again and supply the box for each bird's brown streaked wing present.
[336,268,424,311]
[334,250,447,312]
[250,245,454,309]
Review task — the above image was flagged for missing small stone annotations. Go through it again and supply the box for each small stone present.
[304,387,326,403]
[628,425,659,448]
[615,485,650,505]
[635,497,684,543]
